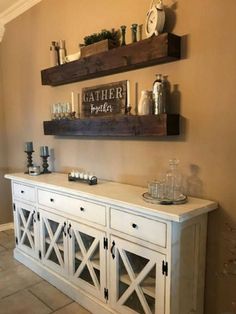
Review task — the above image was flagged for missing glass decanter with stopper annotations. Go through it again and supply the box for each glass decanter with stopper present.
[165,159,183,201]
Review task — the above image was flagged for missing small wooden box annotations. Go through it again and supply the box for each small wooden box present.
[81,39,117,58]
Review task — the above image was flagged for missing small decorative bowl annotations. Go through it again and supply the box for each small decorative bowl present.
[28,166,41,176]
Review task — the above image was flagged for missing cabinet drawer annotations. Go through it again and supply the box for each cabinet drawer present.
[110,208,167,247]
[13,182,36,203]
[38,189,106,226]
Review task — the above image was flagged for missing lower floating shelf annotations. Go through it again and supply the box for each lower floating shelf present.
[43,114,179,137]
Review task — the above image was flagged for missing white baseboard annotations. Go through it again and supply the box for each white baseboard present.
[0,222,14,231]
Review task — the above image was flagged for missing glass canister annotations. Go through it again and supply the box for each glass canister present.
[165,159,183,201]
[152,74,166,114]
[138,90,153,115]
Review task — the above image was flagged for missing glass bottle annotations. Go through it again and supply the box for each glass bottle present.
[153,74,166,114]
[165,159,183,201]
[58,40,66,65]
[138,90,153,115]
[50,41,59,67]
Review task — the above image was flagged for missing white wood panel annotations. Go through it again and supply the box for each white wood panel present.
[13,182,36,203]
[6,173,217,222]
[38,188,106,226]
[110,208,167,248]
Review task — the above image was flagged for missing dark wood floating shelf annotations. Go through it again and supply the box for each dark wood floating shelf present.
[41,33,181,86]
[43,114,179,137]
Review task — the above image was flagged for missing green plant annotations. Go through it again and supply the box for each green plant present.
[84,29,120,46]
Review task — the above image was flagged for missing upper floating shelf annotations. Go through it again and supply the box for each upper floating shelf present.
[41,33,181,86]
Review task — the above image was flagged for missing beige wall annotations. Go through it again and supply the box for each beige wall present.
[0,49,11,224]
[0,0,236,312]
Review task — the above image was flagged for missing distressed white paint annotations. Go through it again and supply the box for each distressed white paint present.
[6,173,217,314]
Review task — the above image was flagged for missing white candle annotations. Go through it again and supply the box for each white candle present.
[71,91,75,112]
[77,92,80,118]
[127,80,130,108]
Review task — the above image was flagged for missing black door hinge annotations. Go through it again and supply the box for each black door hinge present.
[13,203,16,211]
[15,237,18,245]
[162,261,168,276]
[37,212,40,221]
[104,288,109,300]
[104,237,108,250]
[39,250,42,259]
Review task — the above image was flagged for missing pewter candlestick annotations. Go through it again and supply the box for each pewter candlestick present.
[41,155,51,174]
[24,151,34,173]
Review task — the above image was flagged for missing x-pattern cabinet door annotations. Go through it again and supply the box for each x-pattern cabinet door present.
[40,209,68,276]
[14,201,39,259]
[110,236,166,314]
[68,220,107,301]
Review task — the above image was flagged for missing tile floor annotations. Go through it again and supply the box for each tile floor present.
[0,229,91,314]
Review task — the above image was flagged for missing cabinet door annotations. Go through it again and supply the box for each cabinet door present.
[14,201,38,259]
[40,209,68,276]
[68,221,106,301]
[110,236,166,314]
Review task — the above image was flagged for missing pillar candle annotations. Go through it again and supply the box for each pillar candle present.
[127,80,130,108]
[40,146,49,156]
[25,141,33,152]
[71,91,75,112]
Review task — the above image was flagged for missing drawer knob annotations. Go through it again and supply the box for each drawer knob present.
[50,198,54,202]
[21,190,24,194]
[132,223,137,229]
[80,207,85,212]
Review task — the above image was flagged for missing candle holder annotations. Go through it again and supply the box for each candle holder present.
[24,150,34,174]
[131,23,138,43]
[120,25,126,46]
[69,111,76,119]
[41,155,51,174]
[125,106,132,115]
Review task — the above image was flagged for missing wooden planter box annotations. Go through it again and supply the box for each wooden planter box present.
[81,39,117,58]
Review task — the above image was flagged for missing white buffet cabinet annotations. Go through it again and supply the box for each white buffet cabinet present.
[5,173,217,314]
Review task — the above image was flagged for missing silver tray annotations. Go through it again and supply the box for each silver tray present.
[142,192,188,205]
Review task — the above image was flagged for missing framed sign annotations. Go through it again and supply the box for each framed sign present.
[81,80,129,117]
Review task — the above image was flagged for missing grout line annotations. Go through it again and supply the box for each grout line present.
[49,301,75,313]
[27,288,54,311]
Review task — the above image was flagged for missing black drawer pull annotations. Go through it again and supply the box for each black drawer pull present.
[50,198,54,202]
[21,190,24,194]
[80,207,85,212]
[132,223,137,229]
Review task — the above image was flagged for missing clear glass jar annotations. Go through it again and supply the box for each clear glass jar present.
[165,159,183,201]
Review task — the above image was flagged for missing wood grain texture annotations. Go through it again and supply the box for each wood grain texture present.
[43,114,180,137]
[41,33,181,86]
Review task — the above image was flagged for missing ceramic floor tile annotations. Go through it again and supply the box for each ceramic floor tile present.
[0,264,43,299]
[0,231,15,250]
[28,280,72,310]
[0,289,51,314]
[0,245,6,252]
[53,301,91,314]
[2,229,14,236]
[0,250,20,270]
